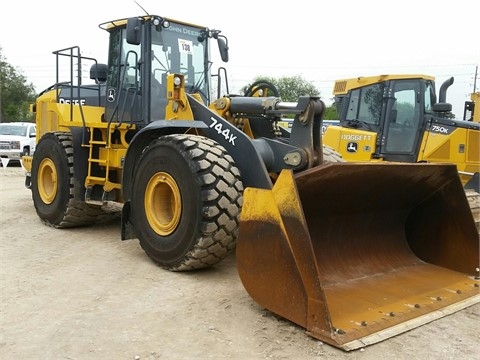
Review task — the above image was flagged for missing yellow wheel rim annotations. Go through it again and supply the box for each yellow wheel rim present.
[145,172,182,236]
[37,158,57,204]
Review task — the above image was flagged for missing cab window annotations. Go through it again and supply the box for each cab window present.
[346,83,383,126]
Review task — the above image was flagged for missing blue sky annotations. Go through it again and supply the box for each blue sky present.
[1,0,478,116]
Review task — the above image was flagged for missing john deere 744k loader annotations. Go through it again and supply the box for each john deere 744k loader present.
[21,15,479,351]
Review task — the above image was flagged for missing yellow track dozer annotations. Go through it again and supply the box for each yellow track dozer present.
[22,15,479,351]
[323,75,480,234]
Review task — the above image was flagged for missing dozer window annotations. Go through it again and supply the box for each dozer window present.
[346,84,383,126]
[424,80,436,114]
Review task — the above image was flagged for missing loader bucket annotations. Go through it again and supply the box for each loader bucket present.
[236,162,479,351]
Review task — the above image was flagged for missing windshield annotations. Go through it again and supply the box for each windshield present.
[0,125,27,136]
[151,22,209,100]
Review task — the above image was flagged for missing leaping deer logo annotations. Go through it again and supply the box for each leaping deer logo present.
[347,142,357,152]
[107,88,116,102]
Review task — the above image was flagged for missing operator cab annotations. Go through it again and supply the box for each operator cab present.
[99,15,229,127]
[338,77,436,162]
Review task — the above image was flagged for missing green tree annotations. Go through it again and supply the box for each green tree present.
[324,104,338,120]
[242,75,340,120]
[242,75,320,102]
[0,47,36,122]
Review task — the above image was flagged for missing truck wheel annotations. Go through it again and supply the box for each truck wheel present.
[31,132,105,228]
[131,134,243,271]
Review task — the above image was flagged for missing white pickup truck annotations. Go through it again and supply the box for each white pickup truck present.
[0,122,36,166]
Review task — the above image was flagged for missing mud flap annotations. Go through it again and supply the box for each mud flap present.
[236,162,479,351]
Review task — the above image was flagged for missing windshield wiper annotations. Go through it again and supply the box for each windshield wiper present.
[344,118,372,131]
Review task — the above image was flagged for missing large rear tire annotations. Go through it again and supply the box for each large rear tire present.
[131,134,243,271]
[31,132,107,228]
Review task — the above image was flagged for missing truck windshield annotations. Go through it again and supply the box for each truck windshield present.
[0,125,27,136]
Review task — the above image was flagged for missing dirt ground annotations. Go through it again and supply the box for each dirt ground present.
[1,164,479,360]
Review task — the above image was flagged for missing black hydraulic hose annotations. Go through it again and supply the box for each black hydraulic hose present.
[244,80,280,97]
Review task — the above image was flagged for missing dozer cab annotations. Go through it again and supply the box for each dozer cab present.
[22,16,479,351]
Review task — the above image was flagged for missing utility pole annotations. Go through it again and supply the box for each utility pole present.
[474,65,478,92]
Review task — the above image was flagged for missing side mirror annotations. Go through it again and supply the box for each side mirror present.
[90,64,108,83]
[127,18,142,45]
[217,36,229,63]
[432,102,452,113]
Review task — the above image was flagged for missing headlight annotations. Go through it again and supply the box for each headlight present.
[11,141,20,150]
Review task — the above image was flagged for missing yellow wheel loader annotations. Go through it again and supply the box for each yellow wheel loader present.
[21,16,479,351]
[323,74,480,232]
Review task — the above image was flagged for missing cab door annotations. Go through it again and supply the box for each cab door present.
[105,25,144,125]
[380,79,425,162]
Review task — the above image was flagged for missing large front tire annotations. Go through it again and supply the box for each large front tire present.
[131,134,244,271]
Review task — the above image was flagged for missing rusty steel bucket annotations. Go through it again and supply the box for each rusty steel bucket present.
[236,162,479,351]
